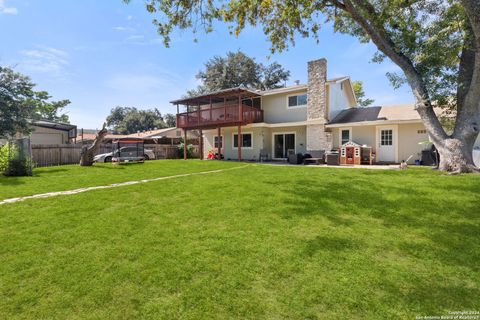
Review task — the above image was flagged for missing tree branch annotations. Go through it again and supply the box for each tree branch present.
[340,0,448,143]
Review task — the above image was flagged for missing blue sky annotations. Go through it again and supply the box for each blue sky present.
[0,0,414,129]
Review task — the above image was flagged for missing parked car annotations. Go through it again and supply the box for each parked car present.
[93,147,156,163]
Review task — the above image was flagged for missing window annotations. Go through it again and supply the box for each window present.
[287,94,307,108]
[233,133,252,148]
[214,136,223,148]
[341,129,351,145]
[417,129,427,134]
[381,129,393,146]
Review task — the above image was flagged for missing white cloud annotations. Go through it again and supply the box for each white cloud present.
[126,15,133,21]
[0,0,18,14]
[113,26,136,32]
[19,46,69,75]
[126,35,145,41]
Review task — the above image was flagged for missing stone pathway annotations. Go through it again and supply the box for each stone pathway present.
[0,165,249,206]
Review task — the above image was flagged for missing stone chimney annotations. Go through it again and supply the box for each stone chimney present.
[307,58,327,120]
[306,58,331,151]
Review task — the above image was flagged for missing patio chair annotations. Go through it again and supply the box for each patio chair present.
[259,149,269,162]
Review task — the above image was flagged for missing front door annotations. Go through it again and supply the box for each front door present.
[377,127,395,162]
[346,147,355,164]
[273,133,295,159]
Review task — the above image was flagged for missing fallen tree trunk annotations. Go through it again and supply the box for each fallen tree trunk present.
[79,123,108,166]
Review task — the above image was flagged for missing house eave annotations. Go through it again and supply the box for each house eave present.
[325,119,423,128]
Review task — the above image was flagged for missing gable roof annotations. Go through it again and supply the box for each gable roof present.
[328,105,422,125]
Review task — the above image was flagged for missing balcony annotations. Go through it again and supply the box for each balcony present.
[171,87,263,130]
[176,104,263,129]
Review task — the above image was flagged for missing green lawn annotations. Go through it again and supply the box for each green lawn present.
[0,161,479,319]
[0,160,238,201]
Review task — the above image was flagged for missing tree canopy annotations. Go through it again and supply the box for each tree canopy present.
[106,106,176,134]
[186,51,290,96]
[0,66,70,138]
[352,81,374,107]
[131,0,480,172]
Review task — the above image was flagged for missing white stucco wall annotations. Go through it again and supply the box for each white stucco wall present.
[397,123,430,163]
[203,125,306,160]
[261,89,308,123]
[327,82,355,120]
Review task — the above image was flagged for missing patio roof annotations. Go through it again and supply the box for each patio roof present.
[170,87,261,106]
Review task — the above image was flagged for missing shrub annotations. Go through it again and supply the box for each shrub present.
[177,142,195,159]
[1,143,33,176]
[0,143,9,173]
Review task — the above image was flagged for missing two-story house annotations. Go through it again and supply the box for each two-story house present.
[172,58,471,164]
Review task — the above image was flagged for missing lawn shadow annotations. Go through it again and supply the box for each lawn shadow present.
[262,170,480,272]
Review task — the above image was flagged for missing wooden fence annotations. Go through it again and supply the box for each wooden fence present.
[31,144,198,167]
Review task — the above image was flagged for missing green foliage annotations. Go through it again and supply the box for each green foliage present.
[186,50,290,96]
[0,66,71,138]
[0,143,11,173]
[177,140,195,158]
[163,113,176,127]
[352,80,374,107]
[0,67,36,137]
[106,106,176,133]
[0,143,33,177]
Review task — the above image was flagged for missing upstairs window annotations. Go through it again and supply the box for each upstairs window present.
[341,129,351,145]
[287,94,307,108]
[233,133,252,148]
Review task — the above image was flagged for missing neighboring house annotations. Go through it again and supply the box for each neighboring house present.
[171,58,478,164]
[29,120,77,145]
[76,127,195,145]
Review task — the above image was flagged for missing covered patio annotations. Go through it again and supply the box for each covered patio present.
[171,87,263,160]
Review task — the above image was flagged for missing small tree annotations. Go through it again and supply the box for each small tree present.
[106,106,168,133]
[352,81,374,107]
[0,66,71,139]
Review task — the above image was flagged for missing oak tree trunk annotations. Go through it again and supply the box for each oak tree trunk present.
[436,138,478,173]
[79,123,108,166]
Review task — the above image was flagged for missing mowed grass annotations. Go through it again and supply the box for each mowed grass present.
[0,160,239,200]
[0,161,479,319]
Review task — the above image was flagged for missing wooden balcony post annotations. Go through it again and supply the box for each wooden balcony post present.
[199,129,203,160]
[239,94,243,122]
[197,104,200,126]
[217,127,222,159]
[223,98,227,123]
[183,129,187,160]
[237,125,242,161]
[209,98,212,122]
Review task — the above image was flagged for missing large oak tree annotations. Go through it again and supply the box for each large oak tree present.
[129,0,480,173]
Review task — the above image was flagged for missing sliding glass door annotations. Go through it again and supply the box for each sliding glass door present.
[273,133,295,159]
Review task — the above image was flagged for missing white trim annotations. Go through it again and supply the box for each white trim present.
[326,119,422,128]
[375,125,398,163]
[272,131,296,160]
[339,127,352,145]
[213,135,223,149]
[261,86,307,96]
[231,131,253,149]
[286,93,308,109]
[251,120,312,128]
